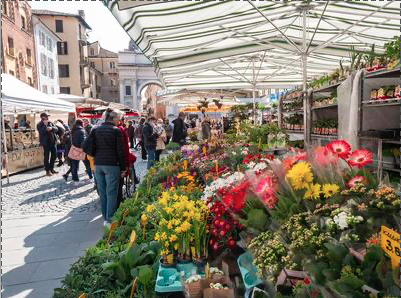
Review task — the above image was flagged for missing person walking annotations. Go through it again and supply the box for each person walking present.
[135,118,147,160]
[155,119,167,162]
[201,117,211,140]
[55,120,66,167]
[62,127,73,181]
[89,109,126,226]
[163,119,173,145]
[142,116,159,169]
[127,121,136,149]
[70,119,93,183]
[83,119,93,136]
[37,112,59,176]
[172,112,187,146]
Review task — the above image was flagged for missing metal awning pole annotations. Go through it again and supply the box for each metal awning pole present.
[302,6,309,144]
[1,107,10,184]
[252,57,257,124]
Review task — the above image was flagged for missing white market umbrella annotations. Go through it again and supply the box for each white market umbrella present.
[1,74,75,114]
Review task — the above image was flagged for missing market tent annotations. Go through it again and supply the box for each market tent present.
[104,1,400,90]
[1,74,75,114]
[156,88,251,105]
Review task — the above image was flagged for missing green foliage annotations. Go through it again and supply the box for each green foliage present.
[165,142,179,151]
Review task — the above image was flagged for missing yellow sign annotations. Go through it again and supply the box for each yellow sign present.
[129,230,137,247]
[107,221,120,243]
[380,226,400,268]
[203,146,207,156]
[130,277,138,298]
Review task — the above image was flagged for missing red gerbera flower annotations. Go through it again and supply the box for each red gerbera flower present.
[304,277,311,285]
[348,149,373,168]
[327,140,352,159]
[347,175,367,188]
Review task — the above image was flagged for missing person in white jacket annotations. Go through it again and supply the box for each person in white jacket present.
[155,118,167,162]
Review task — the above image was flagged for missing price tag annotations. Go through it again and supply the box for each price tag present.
[380,226,400,268]
[107,221,120,243]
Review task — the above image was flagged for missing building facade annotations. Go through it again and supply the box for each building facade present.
[88,41,119,102]
[117,42,161,111]
[32,16,61,95]
[1,1,37,87]
[32,10,92,96]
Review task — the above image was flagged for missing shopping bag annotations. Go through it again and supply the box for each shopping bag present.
[68,145,86,161]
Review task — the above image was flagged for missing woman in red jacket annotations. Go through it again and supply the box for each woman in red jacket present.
[116,119,136,207]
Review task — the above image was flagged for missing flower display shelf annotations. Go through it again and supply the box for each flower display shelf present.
[311,134,338,139]
[155,261,198,293]
[237,252,264,291]
[365,68,400,79]
[311,103,338,110]
[313,81,343,93]
[361,98,401,108]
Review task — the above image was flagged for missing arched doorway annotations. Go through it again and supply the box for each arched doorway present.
[138,81,165,118]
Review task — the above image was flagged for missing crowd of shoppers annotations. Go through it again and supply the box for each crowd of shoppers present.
[36,110,190,227]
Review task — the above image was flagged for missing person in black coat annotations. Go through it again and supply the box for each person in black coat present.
[36,112,59,176]
[142,116,159,169]
[172,112,187,146]
[70,119,93,182]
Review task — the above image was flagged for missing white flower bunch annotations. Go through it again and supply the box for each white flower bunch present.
[210,282,228,289]
[185,275,202,283]
[326,210,364,231]
[209,267,224,276]
[202,171,245,200]
[246,162,268,175]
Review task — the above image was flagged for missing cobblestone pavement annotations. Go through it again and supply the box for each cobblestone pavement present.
[1,151,147,298]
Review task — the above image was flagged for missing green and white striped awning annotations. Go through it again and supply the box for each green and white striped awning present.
[104,0,400,90]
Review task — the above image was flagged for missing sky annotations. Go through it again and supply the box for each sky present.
[30,1,130,53]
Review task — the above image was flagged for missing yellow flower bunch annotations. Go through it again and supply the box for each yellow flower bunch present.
[286,162,340,201]
[286,162,314,190]
[147,190,211,259]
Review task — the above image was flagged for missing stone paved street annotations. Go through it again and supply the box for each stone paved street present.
[1,153,147,298]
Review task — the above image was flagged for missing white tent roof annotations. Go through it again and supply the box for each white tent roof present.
[105,1,400,90]
[1,74,75,114]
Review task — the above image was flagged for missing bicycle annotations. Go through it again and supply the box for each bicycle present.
[122,164,139,199]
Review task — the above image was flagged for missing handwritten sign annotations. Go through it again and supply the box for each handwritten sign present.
[107,221,120,243]
[380,226,400,268]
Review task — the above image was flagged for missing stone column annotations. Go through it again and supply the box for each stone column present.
[119,80,125,104]
[132,80,138,111]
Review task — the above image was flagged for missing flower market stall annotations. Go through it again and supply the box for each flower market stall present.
[55,134,400,297]
[1,74,75,179]
[54,1,401,297]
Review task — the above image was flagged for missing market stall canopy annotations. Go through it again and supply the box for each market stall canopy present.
[156,88,251,105]
[57,94,108,107]
[1,74,75,114]
[104,1,400,89]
